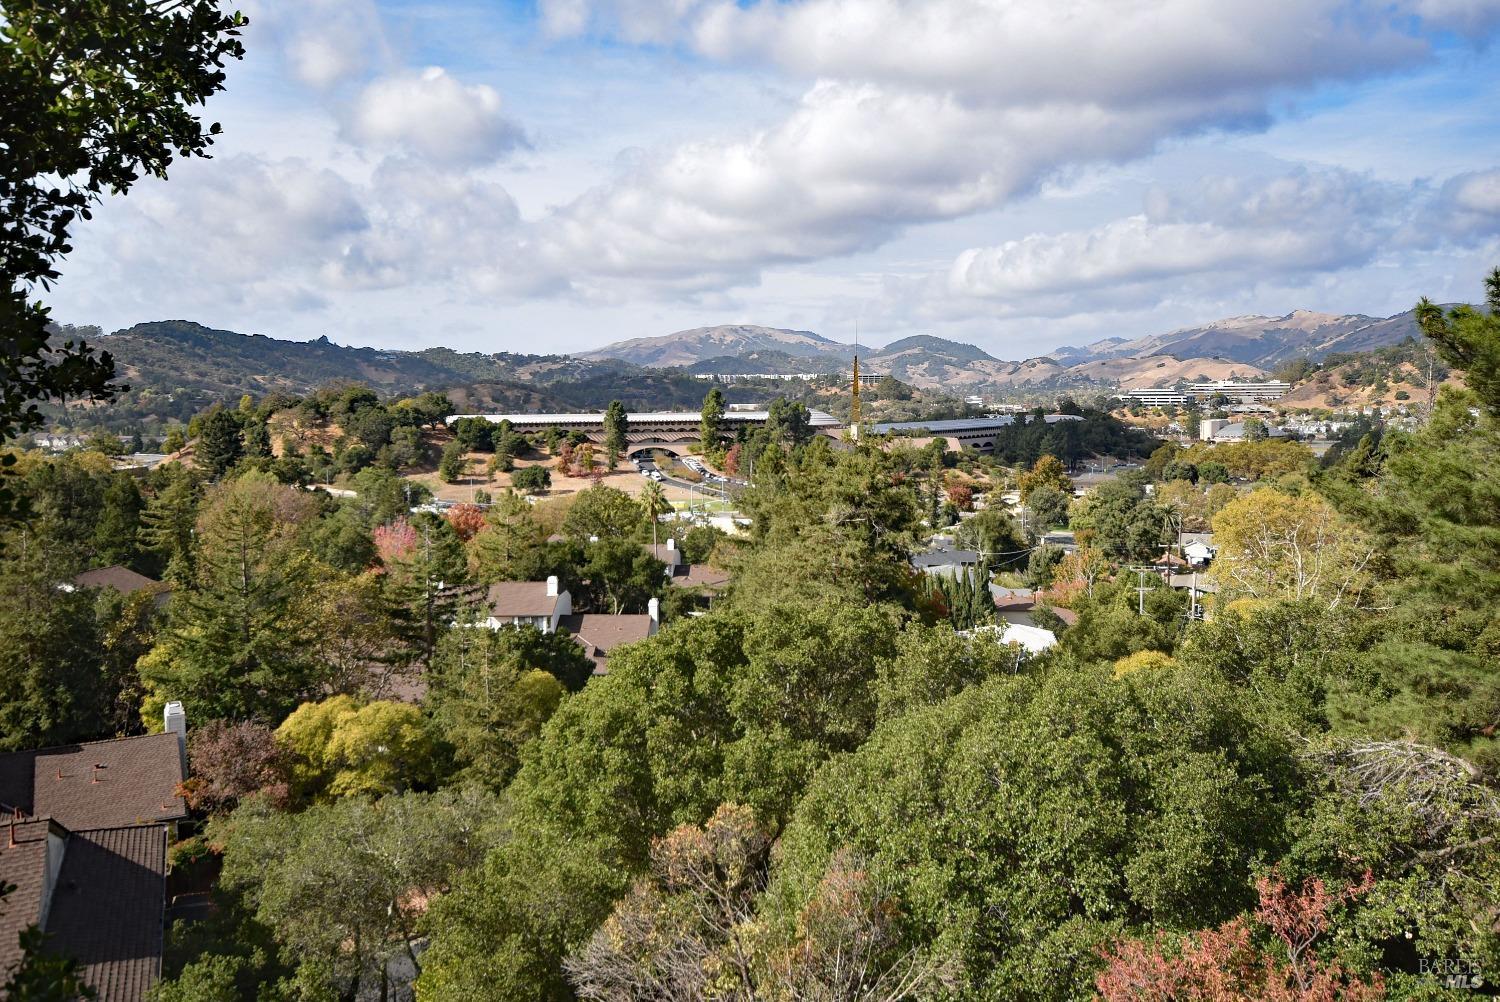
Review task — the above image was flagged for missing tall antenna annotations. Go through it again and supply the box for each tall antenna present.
[849,320,862,439]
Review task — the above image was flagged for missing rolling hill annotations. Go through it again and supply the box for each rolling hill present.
[584,305,1429,393]
[65,321,715,430]
[579,324,852,367]
[1055,308,1427,367]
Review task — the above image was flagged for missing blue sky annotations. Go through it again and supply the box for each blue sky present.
[45,0,1500,358]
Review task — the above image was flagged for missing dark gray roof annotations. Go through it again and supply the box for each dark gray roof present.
[0,819,55,972]
[483,581,562,618]
[910,549,981,569]
[642,543,683,569]
[558,614,654,672]
[0,820,169,1002]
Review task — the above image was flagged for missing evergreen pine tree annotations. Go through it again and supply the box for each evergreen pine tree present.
[138,467,201,584]
[603,400,629,470]
[197,409,244,478]
[700,387,726,455]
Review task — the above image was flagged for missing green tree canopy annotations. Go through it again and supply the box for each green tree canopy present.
[0,0,246,520]
[766,660,1299,1000]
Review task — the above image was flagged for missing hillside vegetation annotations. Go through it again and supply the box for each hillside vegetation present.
[50,321,715,434]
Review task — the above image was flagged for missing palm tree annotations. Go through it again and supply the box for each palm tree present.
[640,480,671,550]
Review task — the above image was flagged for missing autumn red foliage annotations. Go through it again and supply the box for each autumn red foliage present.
[373,517,418,565]
[1096,871,1382,1001]
[446,503,486,542]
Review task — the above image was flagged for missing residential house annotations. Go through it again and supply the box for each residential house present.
[988,584,1079,631]
[559,598,660,674]
[1183,541,1216,567]
[0,705,189,1002]
[69,566,172,609]
[645,539,732,597]
[911,548,981,577]
[468,577,670,672]
[477,576,572,632]
[642,540,684,577]
[962,622,1058,654]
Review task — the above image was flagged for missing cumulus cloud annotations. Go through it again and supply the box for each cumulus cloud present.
[547,0,1500,102]
[88,151,534,318]
[939,166,1500,314]
[243,0,388,89]
[344,68,528,165]
[513,81,1278,298]
[540,0,712,42]
[512,0,1498,297]
[1437,168,1500,236]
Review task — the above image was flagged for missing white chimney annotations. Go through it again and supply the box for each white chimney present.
[163,701,188,777]
[666,538,676,551]
[648,597,660,634]
[546,575,559,597]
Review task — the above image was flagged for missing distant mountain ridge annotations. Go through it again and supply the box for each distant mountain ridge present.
[577,324,851,368]
[63,300,1438,432]
[1051,308,1426,367]
[585,307,1429,390]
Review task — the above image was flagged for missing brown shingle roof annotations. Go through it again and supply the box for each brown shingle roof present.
[484,581,562,618]
[558,614,653,672]
[0,733,186,832]
[71,566,164,597]
[672,564,731,590]
[0,820,170,1002]
[0,819,56,973]
[46,825,168,1002]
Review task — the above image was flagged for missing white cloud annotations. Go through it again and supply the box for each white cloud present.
[540,0,713,43]
[514,81,1281,298]
[510,0,1498,297]
[344,68,528,165]
[936,166,1500,315]
[549,0,1500,104]
[1444,168,1500,215]
[242,0,389,89]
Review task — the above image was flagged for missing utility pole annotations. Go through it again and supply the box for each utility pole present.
[1130,565,1151,616]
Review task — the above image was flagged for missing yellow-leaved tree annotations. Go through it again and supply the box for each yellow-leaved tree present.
[1209,488,1375,610]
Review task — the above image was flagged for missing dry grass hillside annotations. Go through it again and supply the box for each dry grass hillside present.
[1277,360,1463,411]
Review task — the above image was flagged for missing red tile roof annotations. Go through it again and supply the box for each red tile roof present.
[0,733,186,832]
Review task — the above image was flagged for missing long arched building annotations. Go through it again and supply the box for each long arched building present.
[869,414,1085,454]
[446,409,844,455]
